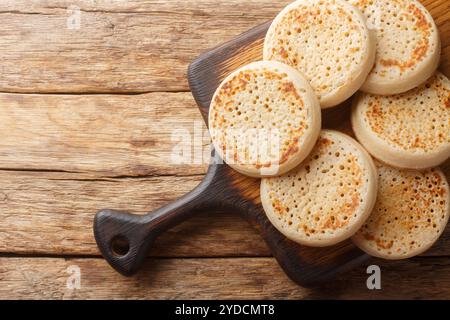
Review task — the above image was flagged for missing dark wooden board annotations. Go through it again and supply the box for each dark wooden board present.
[185,22,370,286]
[93,19,449,287]
[92,22,368,287]
[187,21,450,283]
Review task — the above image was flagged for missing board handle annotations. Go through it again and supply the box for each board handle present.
[93,162,223,276]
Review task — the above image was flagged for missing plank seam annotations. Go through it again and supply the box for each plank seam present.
[0,253,448,260]
[0,253,274,259]
[0,11,56,15]
[0,90,192,95]
[0,168,206,180]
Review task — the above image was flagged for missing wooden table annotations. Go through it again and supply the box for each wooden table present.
[0,0,449,300]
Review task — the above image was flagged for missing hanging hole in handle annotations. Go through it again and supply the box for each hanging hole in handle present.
[110,235,130,257]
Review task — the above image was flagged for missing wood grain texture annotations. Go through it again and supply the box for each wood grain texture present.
[0,0,447,93]
[2,256,450,299]
[0,69,448,260]
[0,0,449,298]
[0,0,292,93]
[0,170,267,257]
[0,92,208,175]
[1,168,448,258]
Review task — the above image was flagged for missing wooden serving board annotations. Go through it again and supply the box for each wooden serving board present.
[187,22,370,285]
[93,18,449,287]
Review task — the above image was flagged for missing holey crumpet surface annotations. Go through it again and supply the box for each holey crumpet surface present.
[261,130,378,247]
[353,163,450,259]
[351,72,450,169]
[349,0,441,95]
[264,0,376,108]
[209,61,321,178]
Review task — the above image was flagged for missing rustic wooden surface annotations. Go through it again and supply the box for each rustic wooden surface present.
[0,0,449,299]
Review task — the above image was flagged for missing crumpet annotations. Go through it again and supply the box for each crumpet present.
[353,163,449,259]
[209,61,321,177]
[352,72,450,169]
[349,0,441,95]
[261,130,378,246]
[264,0,375,108]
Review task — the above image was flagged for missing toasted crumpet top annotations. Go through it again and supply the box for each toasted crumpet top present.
[264,0,375,108]
[352,72,450,169]
[352,163,450,259]
[349,0,441,94]
[261,130,378,246]
[209,61,321,178]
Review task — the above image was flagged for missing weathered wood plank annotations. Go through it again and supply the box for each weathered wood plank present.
[0,168,448,257]
[0,0,447,93]
[0,171,269,257]
[1,256,450,299]
[0,0,292,93]
[0,92,208,175]
[2,91,445,177]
